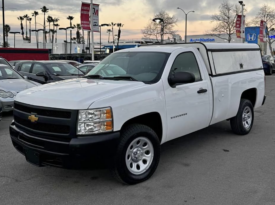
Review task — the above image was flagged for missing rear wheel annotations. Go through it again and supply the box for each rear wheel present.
[112,124,160,185]
[230,99,254,135]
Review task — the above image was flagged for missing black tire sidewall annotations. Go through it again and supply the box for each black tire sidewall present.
[114,125,160,184]
[237,100,254,134]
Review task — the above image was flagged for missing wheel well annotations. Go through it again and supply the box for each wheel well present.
[121,112,163,142]
[241,88,257,107]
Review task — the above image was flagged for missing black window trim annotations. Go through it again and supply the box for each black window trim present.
[167,51,203,88]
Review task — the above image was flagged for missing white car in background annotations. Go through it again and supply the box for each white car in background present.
[0,65,40,112]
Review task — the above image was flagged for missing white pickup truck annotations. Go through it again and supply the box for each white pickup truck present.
[10,43,265,184]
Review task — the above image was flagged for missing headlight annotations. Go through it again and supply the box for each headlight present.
[77,107,113,135]
[0,90,14,98]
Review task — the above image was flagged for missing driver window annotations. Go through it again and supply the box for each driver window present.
[32,64,45,74]
[170,52,202,82]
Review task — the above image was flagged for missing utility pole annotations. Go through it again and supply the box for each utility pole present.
[2,0,5,47]
[90,0,94,61]
[239,1,245,43]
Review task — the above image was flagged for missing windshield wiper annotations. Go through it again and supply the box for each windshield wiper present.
[105,76,138,81]
[5,78,19,79]
[83,75,104,79]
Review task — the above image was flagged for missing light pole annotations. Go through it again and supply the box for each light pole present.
[2,0,5,47]
[99,24,110,55]
[59,27,68,54]
[239,1,245,43]
[32,29,43,48]
[9,32,20,48]
[177,8,195,43]
[152,18,164,44]
[110,23,116,52]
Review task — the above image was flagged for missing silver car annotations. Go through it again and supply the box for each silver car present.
[0,65,40,112]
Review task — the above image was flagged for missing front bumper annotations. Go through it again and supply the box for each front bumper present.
[1,98,14,112]
[10,123,120,168]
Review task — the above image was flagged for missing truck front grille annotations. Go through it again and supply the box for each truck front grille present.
[14,116,70,134]
[14,103,71,119]
[13,102,78,140]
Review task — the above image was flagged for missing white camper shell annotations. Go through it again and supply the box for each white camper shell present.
[151,43,263,76]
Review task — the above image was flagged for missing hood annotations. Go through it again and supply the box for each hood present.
[15,78,146,109]
[0,79,38,93]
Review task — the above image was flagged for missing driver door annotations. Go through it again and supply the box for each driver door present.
[164,51,212,141]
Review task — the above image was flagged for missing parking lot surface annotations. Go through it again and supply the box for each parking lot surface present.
[0,75,275,205]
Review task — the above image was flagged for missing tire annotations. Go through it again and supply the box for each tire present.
[269,67,273,75]
[230,99,254,135]
[112,124,160,185]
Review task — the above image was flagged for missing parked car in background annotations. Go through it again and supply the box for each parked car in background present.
[0,65,39,112]
[83,60,100,65]
[9,60,31,67]
[14,61,84,84]
[262,55,274,75]
[0,58,13,68]
[77,64,96,74]
[54,60,82,67]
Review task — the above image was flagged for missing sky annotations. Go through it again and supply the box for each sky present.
[3,0,275,44]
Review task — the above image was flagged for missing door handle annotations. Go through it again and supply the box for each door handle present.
[197,88,207,94]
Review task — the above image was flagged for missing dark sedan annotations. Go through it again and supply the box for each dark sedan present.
[14,61,84,84]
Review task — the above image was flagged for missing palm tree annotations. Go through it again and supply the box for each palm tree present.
[53,18,59,43]
[32,11,39,48]
[23,14,29,40]
[17,16,24,39]
[47,16,53,43]
[76,24,82,44]
[67,16,74,27]
[4,25,11,43]
[28,18,32,43]
[41,6,49,46]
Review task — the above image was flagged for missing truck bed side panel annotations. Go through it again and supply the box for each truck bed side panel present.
[210,70,265,125]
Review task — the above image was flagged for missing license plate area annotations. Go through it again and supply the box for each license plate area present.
[24,148,41,166]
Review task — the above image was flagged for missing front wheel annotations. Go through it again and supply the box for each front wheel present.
[112,124,160,185]
[230,99,254,135]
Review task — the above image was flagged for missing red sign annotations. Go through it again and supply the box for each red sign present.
[81,2,91,30]
[259,20,266,42]
[80,2,100,32]
[235,15,242,38]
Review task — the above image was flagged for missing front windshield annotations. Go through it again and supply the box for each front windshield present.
[86,52,170,83]
[0,67,22,80]
[46,63,83,76]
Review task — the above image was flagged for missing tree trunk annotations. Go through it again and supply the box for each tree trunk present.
[49,23,51,43]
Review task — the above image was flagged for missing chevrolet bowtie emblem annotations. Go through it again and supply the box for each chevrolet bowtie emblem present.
[28,115,38,123]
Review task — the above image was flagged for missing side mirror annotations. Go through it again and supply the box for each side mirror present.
[168,72,196,87]
[36,72,48,81]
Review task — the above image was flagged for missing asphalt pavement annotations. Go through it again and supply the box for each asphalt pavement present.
[0,75,275,205]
